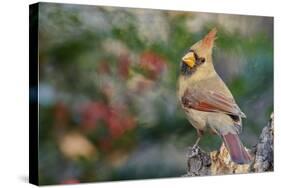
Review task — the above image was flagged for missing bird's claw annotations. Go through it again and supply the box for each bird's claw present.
[190,145,200,156]
[192,144,199,150]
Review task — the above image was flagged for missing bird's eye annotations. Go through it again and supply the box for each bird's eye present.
[200,57,205,63]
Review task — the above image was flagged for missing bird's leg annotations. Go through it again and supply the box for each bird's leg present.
[193,137,201,148]
[192,129,204,149]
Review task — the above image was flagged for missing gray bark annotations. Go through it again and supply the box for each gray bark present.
[184,113,274,176]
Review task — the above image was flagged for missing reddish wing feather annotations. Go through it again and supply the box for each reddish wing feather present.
[182,89,244,117]
[195,102,217,111]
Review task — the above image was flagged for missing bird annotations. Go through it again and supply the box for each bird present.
[177,28,251,164]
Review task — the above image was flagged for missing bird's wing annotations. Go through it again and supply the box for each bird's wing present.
[181,88,246,118]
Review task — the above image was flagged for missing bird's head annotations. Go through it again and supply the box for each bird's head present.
[180,28,217,76]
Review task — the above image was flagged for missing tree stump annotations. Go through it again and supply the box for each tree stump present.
[184,113,274,176]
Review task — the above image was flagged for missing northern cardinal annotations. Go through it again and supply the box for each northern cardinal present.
[177,28,251,164]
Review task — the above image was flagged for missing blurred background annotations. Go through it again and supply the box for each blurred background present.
[36,3,273,185]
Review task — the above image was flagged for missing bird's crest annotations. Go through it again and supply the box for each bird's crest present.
[202,27,217,48]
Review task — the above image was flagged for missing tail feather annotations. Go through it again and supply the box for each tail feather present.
[222,133,251,164]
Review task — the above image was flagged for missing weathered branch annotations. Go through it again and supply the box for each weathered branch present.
[252,113,274,172]
[184,113,274,176]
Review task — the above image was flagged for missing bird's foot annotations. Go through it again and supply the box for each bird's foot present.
[192,136,201,149]
[190,145,200,157]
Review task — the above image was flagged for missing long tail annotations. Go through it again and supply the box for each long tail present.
[222,133,251,164]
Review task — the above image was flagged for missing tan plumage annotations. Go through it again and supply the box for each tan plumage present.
[177,28,251,164]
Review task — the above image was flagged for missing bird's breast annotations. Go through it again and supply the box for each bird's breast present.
[184,108,208,131]
[177,75,189,102]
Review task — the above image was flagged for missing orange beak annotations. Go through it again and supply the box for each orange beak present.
[182,52,196,68]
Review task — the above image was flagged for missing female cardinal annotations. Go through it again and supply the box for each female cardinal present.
[177,28,251,164]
